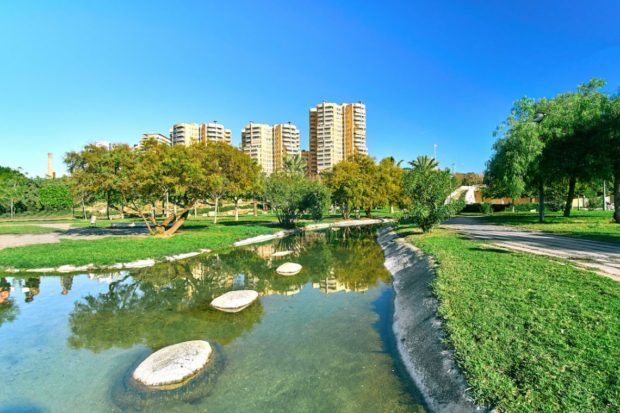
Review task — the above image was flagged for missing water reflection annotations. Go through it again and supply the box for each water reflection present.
[4,227,390,353]
[0,277,18,326]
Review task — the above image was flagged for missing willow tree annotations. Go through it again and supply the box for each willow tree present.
[539,79,608,217]
[485,97,548,222]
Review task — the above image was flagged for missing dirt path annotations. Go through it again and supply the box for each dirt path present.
[0,226,148,250]
[443,216,620,281]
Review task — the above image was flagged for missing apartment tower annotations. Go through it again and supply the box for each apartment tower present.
[308,102,366,176]
[140,133,171,146]
[241,122,275,175]
[200,122,232,145]
[171,122,232,146]
[273,122,301,172]
[170,123,201,146]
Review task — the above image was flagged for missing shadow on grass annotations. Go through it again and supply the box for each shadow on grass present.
[468,246,512,254]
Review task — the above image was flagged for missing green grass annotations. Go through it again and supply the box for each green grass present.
[0,223,278,269]
[480,210,620,244]
[399,226,620,412]
[0,225,62,235]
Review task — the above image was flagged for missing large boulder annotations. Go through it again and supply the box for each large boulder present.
[276,262,302,276]
[210,290,259,313]
[132,340,212,388]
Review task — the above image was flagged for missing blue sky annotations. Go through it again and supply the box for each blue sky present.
[1,0,619,177]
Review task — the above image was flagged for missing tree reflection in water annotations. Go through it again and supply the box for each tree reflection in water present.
[68,226,390,352]
[0,277,19,327]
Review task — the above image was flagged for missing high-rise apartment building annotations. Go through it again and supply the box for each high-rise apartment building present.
[308,102,367,176]
[273,122,301,172]
[200,122,232,145]
[343,102,367,158]
[140,133,171,146]
[171,123,201,146]
[241,122,301,175]
[171,122,232,146]
[241,123,275,175]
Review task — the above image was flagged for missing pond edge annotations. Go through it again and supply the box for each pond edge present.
[377,228,485,413]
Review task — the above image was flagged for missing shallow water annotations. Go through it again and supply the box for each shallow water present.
[0,227,425,412]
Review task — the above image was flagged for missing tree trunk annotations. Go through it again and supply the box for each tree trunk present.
[10,199,14,220]
[390,205,394,214]
[234,199,239,221]
[213,197,219,224]
[563,176,576,217]
[163,209,190,235]
[106,191,111,220]
[614,173,620,223]
[538,179,545,223]
[81,197,86,220]
[365,208,372,218]
[253,199,258,216]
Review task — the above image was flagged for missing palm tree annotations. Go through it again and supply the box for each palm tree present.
[409,155,438,172]
[283,155,307,175]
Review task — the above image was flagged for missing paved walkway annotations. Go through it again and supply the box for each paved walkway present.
[443,216,620,281]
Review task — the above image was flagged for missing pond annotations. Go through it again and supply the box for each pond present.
[0,226,425,412]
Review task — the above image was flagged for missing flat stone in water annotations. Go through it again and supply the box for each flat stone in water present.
[271,250,293,257]
[211,290,259,313]
[132,340,212,388]
[276,262,302,276]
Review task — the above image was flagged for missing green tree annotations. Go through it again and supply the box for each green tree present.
[402,155,461,232]
[264,172,330,225]
[0,168,30,218]
[485,97,548,221]
[38,178,73,211]
[599,93,620,222]
[323,155,382,218]
[378,157,406,214]
[539,79,608,217]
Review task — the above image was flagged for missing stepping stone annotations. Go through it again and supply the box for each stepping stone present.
[132,340,212,388]
[271,250,293,257]
[210,290,259,313]
[276,262,302,276]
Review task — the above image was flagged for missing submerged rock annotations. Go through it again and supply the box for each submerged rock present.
[276,262,302,276]
[210,290,259,313]
[132,340,213,388]
[271,250,293,257]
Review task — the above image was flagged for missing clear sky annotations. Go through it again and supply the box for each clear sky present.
[1,0,619,177]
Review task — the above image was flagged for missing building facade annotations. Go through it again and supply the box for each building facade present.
[140,133,171,146]
[343,102,367,158]
[241,122,275,175]
[170,123,201,146]
[273,122,301,173]
[200,122,232,145]
[308,102,366,176]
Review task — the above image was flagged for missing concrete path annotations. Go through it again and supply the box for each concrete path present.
[443,216,620,281]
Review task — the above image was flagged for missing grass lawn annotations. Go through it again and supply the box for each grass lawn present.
[398,226,620,413]
[480,210,620,245]
[0,225,61,235]
[0,222,279,269]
